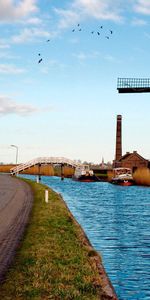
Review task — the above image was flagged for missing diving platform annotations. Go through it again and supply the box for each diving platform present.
[117,78,150,93]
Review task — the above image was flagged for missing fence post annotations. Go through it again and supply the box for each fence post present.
[36,175,39,183]
[45,190,49,203]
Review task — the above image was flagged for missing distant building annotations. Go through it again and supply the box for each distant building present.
[113,115,149,171]
[118,151,149,172]
[99,157,110,169]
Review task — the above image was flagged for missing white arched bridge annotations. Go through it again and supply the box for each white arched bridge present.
[10,157,80,175]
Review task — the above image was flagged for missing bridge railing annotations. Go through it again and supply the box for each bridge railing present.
[10,157,81,175]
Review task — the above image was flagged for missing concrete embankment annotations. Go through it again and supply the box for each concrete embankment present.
[0,177,118,299]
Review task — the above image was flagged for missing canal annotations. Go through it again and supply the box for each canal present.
[21,175,150,300]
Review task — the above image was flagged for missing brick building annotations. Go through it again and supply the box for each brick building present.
[117,151,149,172]
[113,115,149,171]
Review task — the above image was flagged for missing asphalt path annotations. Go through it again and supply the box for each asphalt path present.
[0,174,33,282]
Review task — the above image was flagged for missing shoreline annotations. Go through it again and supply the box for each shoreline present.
[0,177,118,299]
[58,192,118,299]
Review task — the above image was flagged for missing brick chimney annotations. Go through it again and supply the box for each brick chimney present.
[115,115,122,162]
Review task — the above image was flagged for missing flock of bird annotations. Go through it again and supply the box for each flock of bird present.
[38,24,113,64]
[38,39,50,64]
[71,23,113,38]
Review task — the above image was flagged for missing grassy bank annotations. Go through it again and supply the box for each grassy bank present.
[0,180,114,300]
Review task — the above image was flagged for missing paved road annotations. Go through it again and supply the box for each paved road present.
[0,174,33,282]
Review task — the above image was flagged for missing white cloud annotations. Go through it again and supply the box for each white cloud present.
[18,16,42,25]
[25,17,42,24]
[0,52,19,59]
[144,32,150,39]
[55,0,150,29]
[40,59,66,74]
[55,0,123,29]
[73,50,100,60]
[73,0,123,21]
[131,17,147,26]
[0,64,25,74]
[0,95,38,116]
[0,95,54,116]
[73,50,120,63]
[0,38,10,49]
[11,27,51,43]
[0,0,38,22]
[0,45,9,49]
[54,8,79,29]
[104,54,120,63]
[134,0,150,15]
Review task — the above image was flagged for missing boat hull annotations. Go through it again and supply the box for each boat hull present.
[72,175,100,182]
[111,179,134,186]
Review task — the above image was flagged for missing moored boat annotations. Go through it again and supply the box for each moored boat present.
[111,167,134,186]
[72,165,99,182]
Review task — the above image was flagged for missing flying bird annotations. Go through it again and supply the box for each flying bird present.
[79,28,82,31]
[100,26,103,29]
[46,39,50,42]
[77,24,80,26]
[72,29,75,32]
[91,31,94,34]
[38,53,41,56]
[105,36,109,39]
[97,32,100,35]
[38,58,43,64]
[110,30,113,34]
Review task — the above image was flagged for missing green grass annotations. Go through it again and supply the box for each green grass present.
[0,180,105,300]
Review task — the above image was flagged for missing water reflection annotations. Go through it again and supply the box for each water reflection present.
[21,175,150,300]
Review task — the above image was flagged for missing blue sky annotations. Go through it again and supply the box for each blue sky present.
[0,0,150,164]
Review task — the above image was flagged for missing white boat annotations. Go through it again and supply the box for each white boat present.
[73,165,99,182]
[111,167,134,186]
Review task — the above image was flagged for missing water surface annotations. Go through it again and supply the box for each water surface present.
[21,175,150,300]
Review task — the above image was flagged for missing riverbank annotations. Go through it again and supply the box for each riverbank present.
[0,179,117,299]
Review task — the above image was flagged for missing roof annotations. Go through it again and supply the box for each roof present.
[118,151,148,163]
